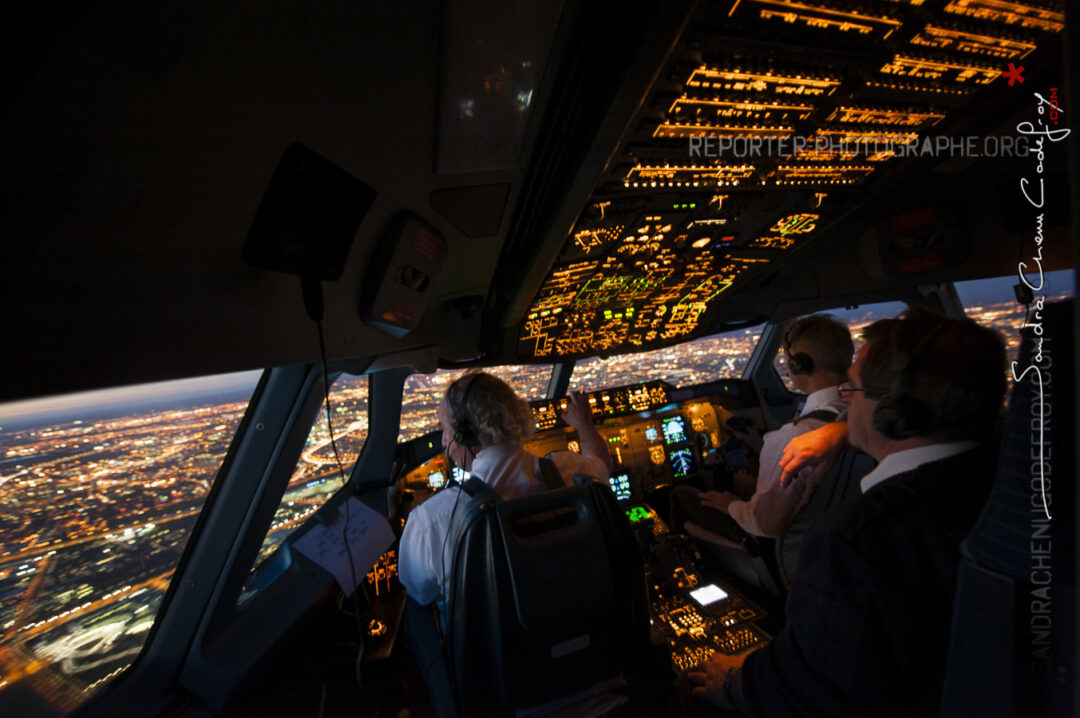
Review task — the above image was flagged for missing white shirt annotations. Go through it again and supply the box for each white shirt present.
[398,443,608,614]
[859,441,979,494]
[727,386,847,537]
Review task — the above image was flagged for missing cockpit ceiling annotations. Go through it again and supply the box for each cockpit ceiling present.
[516,0,1065,362]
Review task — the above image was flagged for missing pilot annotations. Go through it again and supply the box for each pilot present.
[670,314,852,544]
[688,308,1006,717]
[399,371,611,617]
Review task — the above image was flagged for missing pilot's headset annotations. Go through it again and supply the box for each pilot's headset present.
[871,318,949,440]
[784,326,815,376]
[445,373,481,458]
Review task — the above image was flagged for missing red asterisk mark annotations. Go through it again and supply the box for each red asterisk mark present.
[1002,63,1025,86]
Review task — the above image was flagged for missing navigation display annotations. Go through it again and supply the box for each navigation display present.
[669,447,696,479]
[427,470,446,491]
[662,415,688,445]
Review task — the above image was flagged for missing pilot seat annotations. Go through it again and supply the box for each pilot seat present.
[407,479,658,717]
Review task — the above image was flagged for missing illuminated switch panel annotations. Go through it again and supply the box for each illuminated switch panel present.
[790,145,860,161]
[768,164,875,186]
[826,106,946,129]
[653,121,793,140]
[943,0,1064,33]
[771,213,819,236]
[570,225,625,256]
[879,54,1002,86]
[713,625,766,655]
[672,646,717,673]
[816,129,920,147]
[667,93,814,123]
[529,382,672,428]
[743,0,903,40]
[624,163,755,189]
[909,25,1038,59]
[685,66,840,97]
[748,235,798,251]
[520,242,760,358]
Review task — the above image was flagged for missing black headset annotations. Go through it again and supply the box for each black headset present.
[784,329,814,376]
[446,374,480,450]
[871,319,948,440]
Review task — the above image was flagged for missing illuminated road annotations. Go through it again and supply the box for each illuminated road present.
[0,509,200,565]
[10,571,172,643]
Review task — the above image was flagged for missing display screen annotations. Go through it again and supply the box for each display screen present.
[668,447,696,479]
[662,415,688,445]
[427,471,446,491]
[608,471,632,501]
[452,467,471,483]
[644,425,659,442]
[690,583,729,606]
[625,506,652,523]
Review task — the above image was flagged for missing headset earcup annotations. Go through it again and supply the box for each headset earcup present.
[873,394,932,440]
[789,352,813,376]
[872,398,907,440]
[452,416,477,448]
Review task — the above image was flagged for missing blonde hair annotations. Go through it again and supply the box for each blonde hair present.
[445,371,535,447]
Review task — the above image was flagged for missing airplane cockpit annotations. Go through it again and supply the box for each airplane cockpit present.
[0,1,1075,716]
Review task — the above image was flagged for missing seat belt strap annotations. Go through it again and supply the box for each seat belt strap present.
[538,457,565,490]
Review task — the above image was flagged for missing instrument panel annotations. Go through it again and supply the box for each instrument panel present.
[626,504,770,671]
[524,389,744,500]
[400,379,760,501]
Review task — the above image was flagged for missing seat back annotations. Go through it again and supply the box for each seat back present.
[776,447,874,586]
[445,482,651,716]
[940,299,1075,717]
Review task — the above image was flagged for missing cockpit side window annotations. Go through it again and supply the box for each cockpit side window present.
[0,370,261,714]
[954,270,1074,376]
[244,374,370,579]
[568,324,765,392]
[397,365,553,443]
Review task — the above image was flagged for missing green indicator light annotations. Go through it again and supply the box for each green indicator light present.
[690,203,696,208]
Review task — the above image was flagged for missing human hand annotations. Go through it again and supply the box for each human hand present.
[699,490,737,513]
[560,391,595,431]
[687,651,746,710]
[779,421,848,487]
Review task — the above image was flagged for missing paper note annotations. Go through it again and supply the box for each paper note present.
[292,496,395,595]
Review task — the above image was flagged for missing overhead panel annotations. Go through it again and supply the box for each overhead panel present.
[516,0,1063,361]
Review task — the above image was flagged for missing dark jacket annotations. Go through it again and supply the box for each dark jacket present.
[738,446,995,717]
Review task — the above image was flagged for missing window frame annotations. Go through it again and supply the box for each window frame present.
[79,360,383,715]
[0,368,268,718]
